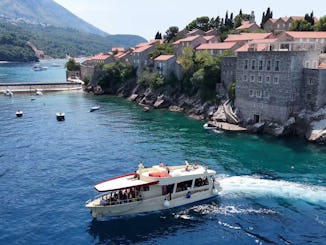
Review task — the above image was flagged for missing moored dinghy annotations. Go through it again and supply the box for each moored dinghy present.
[56,112,65,121]
[90,105,100,112]
[86,161,221,218]
[16,110,23,117]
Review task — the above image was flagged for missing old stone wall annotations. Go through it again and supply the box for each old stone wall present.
[221,56,237,96]
[234,50,319,124]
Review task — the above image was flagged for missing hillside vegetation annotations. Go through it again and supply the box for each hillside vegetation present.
[0,0,146,61]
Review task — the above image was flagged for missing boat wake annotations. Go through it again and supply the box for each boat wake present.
[217,175,326,205]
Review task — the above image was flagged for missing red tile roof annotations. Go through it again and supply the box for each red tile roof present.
[236,21,257,30]
[112,47,125,52]
[133,45,153,53]
[319,62,326,69]
[90,53,111,60]
[196,42,237,50]
[224,33,273,42]
[154,55,175,61]
[173,35,202,44]
[285,31,326,39]
[203,35,217,41]
[235,38,278,52]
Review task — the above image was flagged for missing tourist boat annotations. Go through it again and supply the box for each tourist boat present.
[16,110,23,117]
[32,64,47,71]
[86,161,220,218]
[90,106,100,112]
[56,112,65,121]
[3,89,13,97]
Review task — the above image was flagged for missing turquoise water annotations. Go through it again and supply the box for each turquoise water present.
[0,59,67,83]
[0,65,325,244]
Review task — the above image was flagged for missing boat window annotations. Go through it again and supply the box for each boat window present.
[176,180,193,192]
[194,177,209,187]
[142,186,150,191]
[162,184,174,195]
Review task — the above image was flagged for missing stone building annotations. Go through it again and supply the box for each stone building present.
[231,43,320,124]
[153,55,176,79]
[220,56,237,96]
[303,68,326,111]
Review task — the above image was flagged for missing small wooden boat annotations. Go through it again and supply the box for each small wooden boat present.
[56,112,65,121]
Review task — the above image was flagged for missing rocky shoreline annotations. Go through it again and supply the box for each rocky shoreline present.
[87,81,326,145]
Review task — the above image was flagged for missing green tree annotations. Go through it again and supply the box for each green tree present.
[164,26,179,43]
[261,7,273,28]
[137,70,165,89]
[315,16,326,31]
[186,16,210,31]
[65,58,80,71]
[290,19,313,31]
[98,61,135,90]
[177,46,195,74]
[149,43,174,59]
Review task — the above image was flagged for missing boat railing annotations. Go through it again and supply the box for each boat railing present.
[95,191,143,206]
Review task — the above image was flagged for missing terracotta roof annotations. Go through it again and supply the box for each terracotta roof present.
[196,42,237,50]
[224,33,272,42]
[285,31,326,39]
[203,35,217,41]
[236,21,256,30]
[173,35,202,44]
[114,51,130,59]
[154,55,175,61]
[319,62,326,69]
[235,38,278,52]
[266,18,278,23]
[135,42,149,48]
[236,43,269,52]
[90,53,111,60]
[112,47,125,52]
[133,45,153,53]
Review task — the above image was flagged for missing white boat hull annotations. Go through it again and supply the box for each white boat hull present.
[86,187,218,218]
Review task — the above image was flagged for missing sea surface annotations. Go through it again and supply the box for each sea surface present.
[0,64,326,244]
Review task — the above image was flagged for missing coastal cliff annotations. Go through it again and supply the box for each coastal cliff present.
[87,79,219,121]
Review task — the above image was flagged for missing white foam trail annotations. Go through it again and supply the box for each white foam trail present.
[217,175,326,204]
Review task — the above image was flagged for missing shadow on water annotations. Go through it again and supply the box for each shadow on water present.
[87,200,220,244]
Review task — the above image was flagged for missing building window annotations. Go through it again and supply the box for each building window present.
[250,75,255,82]
[258,76,262,83]
[266,60,271,70]
[275,60,280,71]
[307,93,312,100]
[273,76,279,84]
[265,76,270,83]
[249,90,254,97]
[244,75,247,81]
[259,60,263,70]
[264,91,269,98]
[256,90,262,98]
[244,60,248,70]
[251,59,256,70]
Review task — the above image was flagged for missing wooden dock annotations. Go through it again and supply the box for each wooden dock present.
[0,82,83,93]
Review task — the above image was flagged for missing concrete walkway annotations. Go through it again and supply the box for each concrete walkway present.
[207,121,247,132]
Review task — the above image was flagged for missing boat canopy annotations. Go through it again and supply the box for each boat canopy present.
[94,173,159,192]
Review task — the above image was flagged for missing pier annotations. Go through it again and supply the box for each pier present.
[0,82,83,93]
